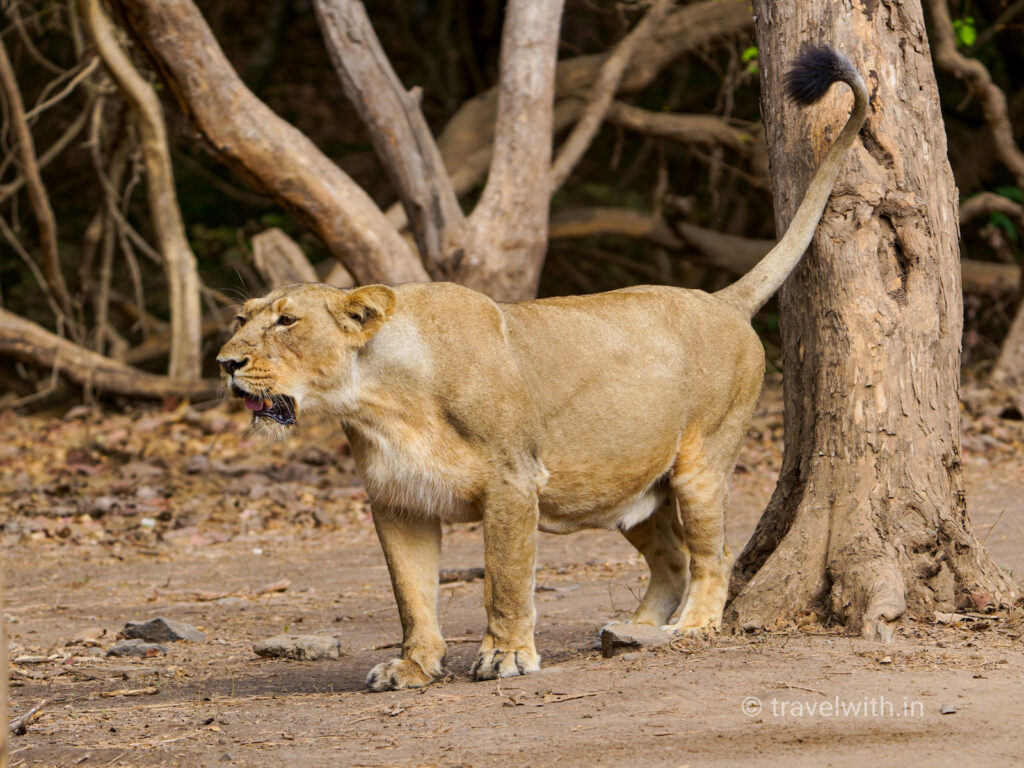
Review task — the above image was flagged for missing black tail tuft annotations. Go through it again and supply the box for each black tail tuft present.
[784,45,855,106]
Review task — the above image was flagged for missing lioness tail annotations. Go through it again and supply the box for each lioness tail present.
[716,46,868,316]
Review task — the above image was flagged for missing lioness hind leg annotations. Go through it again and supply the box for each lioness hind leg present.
[619,498,690,627]
[366,507,446,692]
[663,428,734,634]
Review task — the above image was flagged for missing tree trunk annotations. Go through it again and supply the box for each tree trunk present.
[726,0,1016,638]
[445,0,565,301]
[81,0,203,380]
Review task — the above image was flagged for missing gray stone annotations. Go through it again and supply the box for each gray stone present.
[123,617,206,643]
[215,597,252,610]
[599,621,671,658]
[253,634,342,661]
[107,639,168,658]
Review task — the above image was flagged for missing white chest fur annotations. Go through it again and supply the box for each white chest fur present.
[348,423,480,522]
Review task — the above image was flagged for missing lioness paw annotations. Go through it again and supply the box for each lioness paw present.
[470,648,540,681]
[661,623,719,639]
[366,658,436,692]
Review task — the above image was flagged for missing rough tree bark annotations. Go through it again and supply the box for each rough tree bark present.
[80,0,202,380]
[726,0,1015,638]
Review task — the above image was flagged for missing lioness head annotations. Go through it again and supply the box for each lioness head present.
[216,282,396,437]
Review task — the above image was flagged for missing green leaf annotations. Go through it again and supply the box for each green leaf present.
[952,17,977,48]
[741,45,758,63]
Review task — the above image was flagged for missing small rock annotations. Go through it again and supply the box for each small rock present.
[68,627,107,647]
[253,634,342,661]
[123,617,206,643]
[599,622,671,658]
[257,579,291,595]
[185,455,211,474]
[940,704,958,715]
[215,597,252,610]
[107,639,168,658]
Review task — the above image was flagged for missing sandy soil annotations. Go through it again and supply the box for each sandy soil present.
[3,385,1024,767]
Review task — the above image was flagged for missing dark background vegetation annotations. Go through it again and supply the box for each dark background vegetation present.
[1,0,1022,385]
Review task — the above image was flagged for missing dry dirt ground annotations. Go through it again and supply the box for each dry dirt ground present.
[3,383,1024,767]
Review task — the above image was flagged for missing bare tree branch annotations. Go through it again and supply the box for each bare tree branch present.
[432,0,754,212]
[549,0,673,192]
[445,0,566,300]
[0,102,91,206]
[382,0,754,237]
[959,191,1024,225]
[251,228,318,288]
[0,35,74,319]
[312,0,463,277]
[926,0,1024,189]
[0,307,220,400]
[112,0,428,286]
[605,102,756,154]
[550,206,1022,295]
[80,0,202,380]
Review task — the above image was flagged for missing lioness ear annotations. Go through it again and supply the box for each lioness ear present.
[327,285,396,342]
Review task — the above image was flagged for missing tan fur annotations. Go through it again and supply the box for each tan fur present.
[219,282,764,690]
[217,58,868,691]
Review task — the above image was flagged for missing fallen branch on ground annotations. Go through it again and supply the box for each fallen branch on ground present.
[0,308,220,401]
[8,699,49,736]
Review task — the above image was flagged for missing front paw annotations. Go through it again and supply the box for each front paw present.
[470,647,540,681]
[366,658,436,692]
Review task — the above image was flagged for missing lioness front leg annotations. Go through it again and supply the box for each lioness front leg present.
[471,483,540,681]
[366,506,446,691]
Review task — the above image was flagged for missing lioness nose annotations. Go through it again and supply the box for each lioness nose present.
[218,357,248,375]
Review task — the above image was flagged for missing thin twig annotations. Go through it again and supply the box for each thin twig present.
[24,56,99,121]
[0,35,74,319]
[7,699,49,736]
[550,0,673,192]
[0,102,91,205]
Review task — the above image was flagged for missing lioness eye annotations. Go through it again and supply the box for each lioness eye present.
[277,314,296,327]
[235,315,247,327]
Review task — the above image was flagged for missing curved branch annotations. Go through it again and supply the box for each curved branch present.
[433,0,754,207]
[549,0,673,192]
[605,102,756,154]
[0,36,73,318]
[550,206,1021,294]
[112,0,428,286]
[959,191,1024,225]
[926,0,1024,189]
[0,307,220,400]
[80,0,202,380]
[312,0,463,277]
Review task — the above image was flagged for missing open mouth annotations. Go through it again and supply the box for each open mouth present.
[231,384,296,426]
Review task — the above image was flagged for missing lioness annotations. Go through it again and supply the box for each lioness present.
[218,47,867,691]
